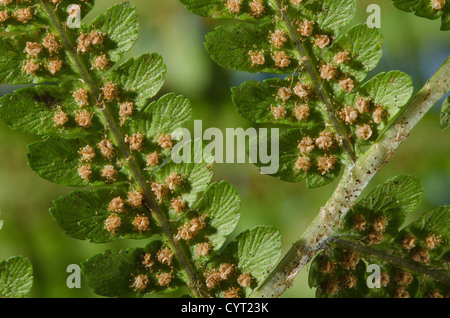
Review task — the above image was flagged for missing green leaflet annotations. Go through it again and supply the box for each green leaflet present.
[305,0,357,35]
[441,96,450,130]
[346,71,414,147]
[232,78,325,128]
[205,22,298,74]
[0,256,33,298]
[188,181,241,261]
[392,0,450,30]
[151,157,213,207]
[87,1,139,65]
[50,187,160,243]
[341,175,423,239]
[133,93,191,137]
[309,176,450,298]
[322,24,384,83]
[183,0,415,189]
[277,128,343,187]
[0,81,103,137]
[443,6,450,30]
[357,175,423,215]
[27,136,129,187]
[203,225,281,298]
[81,241,185,297]
[108,54,167,110]
[0,221,33,298]
[357,72,414,114]
[72,1,140,80]
[0,31,76,85]
[179,0,276,20]
[399,206,450,265]
[213,226,281,285]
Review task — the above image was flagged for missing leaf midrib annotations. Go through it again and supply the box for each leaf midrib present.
[272,0,357,162]
[331,237,450,286]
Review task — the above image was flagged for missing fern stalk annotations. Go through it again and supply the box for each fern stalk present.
[273,0,357,161]
[331,238,450,286]
[253,56,450,298]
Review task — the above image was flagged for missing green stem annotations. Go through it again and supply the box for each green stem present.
[253,56,450,298]
[39,0,212,298]
[331,238,450,286]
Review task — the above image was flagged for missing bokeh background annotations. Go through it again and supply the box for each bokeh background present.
[0,0,449,298]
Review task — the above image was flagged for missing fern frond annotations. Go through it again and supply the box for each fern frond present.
[180,0,415,188]
[309,176,450,298]
[0,1,281,298]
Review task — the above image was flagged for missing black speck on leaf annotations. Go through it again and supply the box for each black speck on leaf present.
[33,92,61,109]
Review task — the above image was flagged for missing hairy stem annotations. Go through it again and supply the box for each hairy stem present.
[39,0,211,298]
[253,56,450,298]
[274,0,356,161]
[331,238,450,286]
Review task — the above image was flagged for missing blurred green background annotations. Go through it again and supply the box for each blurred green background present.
[0,0,449,298]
